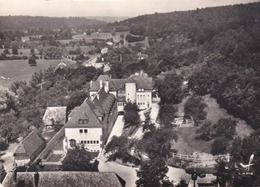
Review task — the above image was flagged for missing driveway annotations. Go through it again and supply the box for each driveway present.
[98,115,138,187]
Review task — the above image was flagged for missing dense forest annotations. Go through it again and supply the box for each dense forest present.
[0,16,106,30]
[107,2,260,130]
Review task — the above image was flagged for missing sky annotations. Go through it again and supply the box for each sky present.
[0,0,259,17]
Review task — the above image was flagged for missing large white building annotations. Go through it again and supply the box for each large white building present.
[63,87,117,153]
[89,70,153,111]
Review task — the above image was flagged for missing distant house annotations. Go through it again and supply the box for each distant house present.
[42,107,67,128]
[21,36,30,42]
[137,52,148,60]
[13,131,46,166]
[89,70,153,111]
[2,171,125,187]
[64,87,117,153]
[55,60,67,71]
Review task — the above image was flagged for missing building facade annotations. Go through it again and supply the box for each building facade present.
[64,87,117,153]
[89,70,153,111]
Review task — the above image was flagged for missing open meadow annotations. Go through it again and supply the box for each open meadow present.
[0,59,75,89]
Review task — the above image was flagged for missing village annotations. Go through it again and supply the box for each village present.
[0,1,260,187]
[0,66,234,187]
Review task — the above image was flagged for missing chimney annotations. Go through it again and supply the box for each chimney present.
[104,81,109,93]
[13,168,17,182]
[34,171,39,187]
[99,80,103,89]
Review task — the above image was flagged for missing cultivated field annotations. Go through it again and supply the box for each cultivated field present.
[0,59,74,89]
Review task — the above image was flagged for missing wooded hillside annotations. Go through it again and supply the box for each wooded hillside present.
[0,16,106,30]
[109,2,260,129]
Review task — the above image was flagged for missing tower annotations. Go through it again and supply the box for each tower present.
[125,83,136,103]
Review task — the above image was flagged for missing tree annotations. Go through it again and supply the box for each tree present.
[157,73,183,104]
[158,103,177,127]
[123,103,140,127]
[211,136,230,155]
[184,96,207,125]
[136,158,169,187]
[62,147,99,171]
[30,48,35,55]
[212,118,237,140]
[104,135,140,164]
[28,55,37,66]
[3,49,9,55]
[12,47,18,55]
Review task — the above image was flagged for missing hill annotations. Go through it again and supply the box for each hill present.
[0,16,106,30]
[107,2,260,129]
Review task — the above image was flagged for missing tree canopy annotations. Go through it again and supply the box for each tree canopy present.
[62,147,99,171]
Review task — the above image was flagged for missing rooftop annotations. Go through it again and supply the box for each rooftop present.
[14,131,46,159]
[42,106,67,126]
[2,171,125,187]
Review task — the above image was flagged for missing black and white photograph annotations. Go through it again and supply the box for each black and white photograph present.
[0,0,259,186]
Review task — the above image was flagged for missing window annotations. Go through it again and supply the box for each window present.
[83,119,88,124]
[87,141,89,144]
[97,140,99,144]
[84,141,86,144]
[84,129,88,133]
[78,119,83,124]
[79,129,83,133]
[81,140,83,144]
[69,139,76,147]
[90,141,93,144]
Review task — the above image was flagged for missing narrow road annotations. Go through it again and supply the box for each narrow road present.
[98,115,138,187]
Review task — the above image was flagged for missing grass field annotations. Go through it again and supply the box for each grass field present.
[0,59,75,89]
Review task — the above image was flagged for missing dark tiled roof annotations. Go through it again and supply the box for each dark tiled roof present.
[2,172,125,187]
[66,87,116,128]
[14,131,45,158]
[111,79,127,90]
[65,99,102,128]
[91,87,116,114]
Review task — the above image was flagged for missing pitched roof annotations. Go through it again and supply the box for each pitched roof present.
[14,131,45,158]
[96,75,110,81]
[65,99,103,128]
[2,172,125,187]
[111,79,127,90]
[92,87,116,114]
[66,87,116,129]
[42,107,67,125]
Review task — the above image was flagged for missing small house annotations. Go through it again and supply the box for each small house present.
[42,107,67,128]
[13,131,46,166]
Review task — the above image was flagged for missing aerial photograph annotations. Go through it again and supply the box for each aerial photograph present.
[0,0,259,186]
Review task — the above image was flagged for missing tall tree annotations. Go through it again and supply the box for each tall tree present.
[136,158,169,187]
[62,147,98,171]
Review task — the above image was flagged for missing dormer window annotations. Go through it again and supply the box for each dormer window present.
[78,119,88,124]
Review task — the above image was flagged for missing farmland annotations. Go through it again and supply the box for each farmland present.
[0,59,75,89]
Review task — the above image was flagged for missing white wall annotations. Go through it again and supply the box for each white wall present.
[125,83,136,103]
[65,127,103,152]
[136,91,152,109]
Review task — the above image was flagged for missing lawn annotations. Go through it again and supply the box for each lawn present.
[171,94,253,155]
[172,127,213,154]
[0,59,75,89]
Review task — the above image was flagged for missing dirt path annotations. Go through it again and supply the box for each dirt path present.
[1,143,19,172]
